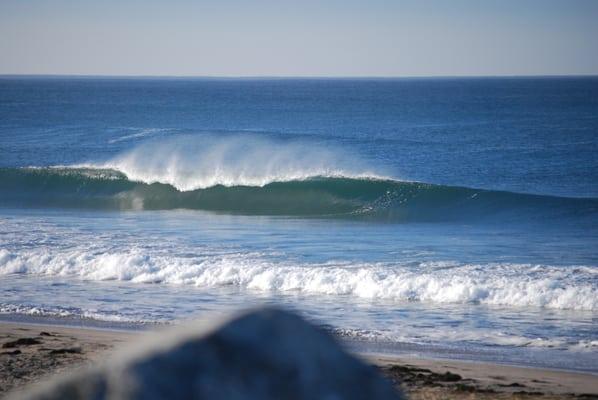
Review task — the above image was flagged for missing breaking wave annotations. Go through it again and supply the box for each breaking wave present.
[1,135,596,220]
[0,248,596,311]
[1,166,596,221]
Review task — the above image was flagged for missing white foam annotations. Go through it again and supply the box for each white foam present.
[334,327,597,352]
[0,302,157,324]
[1,248,596,311]
[77,134,387,191]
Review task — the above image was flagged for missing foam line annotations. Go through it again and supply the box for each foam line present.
[1,248,596,311]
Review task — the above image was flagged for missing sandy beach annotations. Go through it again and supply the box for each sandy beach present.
[1,320,596,399]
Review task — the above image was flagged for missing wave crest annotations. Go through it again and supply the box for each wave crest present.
[88,134,384,190]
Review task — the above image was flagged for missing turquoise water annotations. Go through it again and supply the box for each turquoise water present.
[0,77,597,371]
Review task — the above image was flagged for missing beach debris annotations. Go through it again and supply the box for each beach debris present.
[498,382,526,387]
[437,371,462,382]
[2,338,42,348]
[1,350,22,356]
[48,348,82,355]
[384,364,462,385]
[12,308,403,400]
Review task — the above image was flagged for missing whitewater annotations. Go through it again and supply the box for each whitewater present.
[1,247,596,311]
[83,134,385,190]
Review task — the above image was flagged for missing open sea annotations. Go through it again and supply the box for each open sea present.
[0,76,597,371]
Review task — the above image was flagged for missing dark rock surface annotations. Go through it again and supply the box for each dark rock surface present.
[12,308,403,400]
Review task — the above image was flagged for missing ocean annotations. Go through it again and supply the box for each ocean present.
[1,76,597,371]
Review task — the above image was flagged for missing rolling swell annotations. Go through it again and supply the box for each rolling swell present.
[0,167,596,221]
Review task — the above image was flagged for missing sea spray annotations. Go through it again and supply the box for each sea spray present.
[92,134,384,190]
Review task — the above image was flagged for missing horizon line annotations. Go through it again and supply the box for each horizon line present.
[1,73,598,80]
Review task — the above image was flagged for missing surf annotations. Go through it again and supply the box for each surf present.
[1,135,596,220]
[1,247,596,311]
[1,166,596,222]
[89,134,384,191]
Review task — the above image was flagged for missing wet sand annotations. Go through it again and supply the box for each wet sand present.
[374,355,598,399]
[1,321,596,399]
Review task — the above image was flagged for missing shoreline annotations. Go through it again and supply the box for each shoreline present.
[3,314,597,375]
[1,320,597,399]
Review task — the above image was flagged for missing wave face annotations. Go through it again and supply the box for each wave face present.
[1,166,597,221]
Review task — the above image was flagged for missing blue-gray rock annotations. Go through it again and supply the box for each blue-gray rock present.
[13,308,403,400]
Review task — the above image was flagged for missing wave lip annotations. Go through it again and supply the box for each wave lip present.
[1,248,596,311]
[90,134,383,191]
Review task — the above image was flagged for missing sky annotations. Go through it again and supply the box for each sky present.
[1,0,598,77]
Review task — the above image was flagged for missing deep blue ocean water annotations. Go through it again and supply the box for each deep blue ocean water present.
[1,77,597,371]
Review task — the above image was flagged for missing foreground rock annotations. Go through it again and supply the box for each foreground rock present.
[11,308,402,400]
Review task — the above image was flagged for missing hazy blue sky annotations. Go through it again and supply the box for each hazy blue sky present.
[1,0,597,77]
